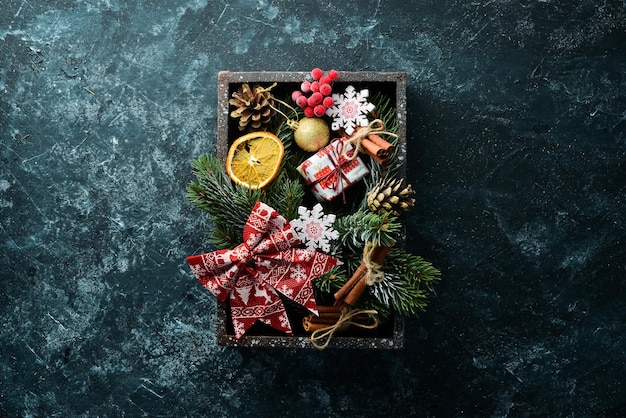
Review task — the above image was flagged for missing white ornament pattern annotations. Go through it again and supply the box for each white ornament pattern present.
[325,85,375,135]
[290,264,307,283]
[290,204,339,253]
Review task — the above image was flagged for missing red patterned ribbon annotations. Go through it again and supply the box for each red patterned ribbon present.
[310,139,354,204]
[187,201,341,339]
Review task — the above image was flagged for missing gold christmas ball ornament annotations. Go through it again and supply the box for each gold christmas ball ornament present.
[293,117,330,152]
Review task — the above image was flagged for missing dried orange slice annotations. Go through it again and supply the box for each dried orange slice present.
[226,131,284,189]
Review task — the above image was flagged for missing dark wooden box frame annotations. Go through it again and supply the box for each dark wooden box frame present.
[215,71,407,349]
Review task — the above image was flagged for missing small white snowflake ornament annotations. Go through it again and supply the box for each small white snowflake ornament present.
[290,204,339,253]
[325,85,376,135]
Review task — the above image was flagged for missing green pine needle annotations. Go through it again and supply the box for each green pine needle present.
[187,152,306,248]
[314,267,348,294]
[364,91,404,197]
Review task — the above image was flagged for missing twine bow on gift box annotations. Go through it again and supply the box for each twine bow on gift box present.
[186,201,341,339]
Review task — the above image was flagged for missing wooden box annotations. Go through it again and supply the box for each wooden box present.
[215,71,407,349]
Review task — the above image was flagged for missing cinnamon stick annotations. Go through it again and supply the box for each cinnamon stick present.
[361,138,386,157]
[367,133,395,155]
[334,246,392,307]
[372,245,391,264]
[316,305,343,314]
[370,154,390,166]
[303,317,334,332]
[303,307,342,332]
[303,311,376,332]
[333,263,368,305]
[316,310,343,320]
[305,316,341,325]
[343,279,369,306]
[360,138,390,165]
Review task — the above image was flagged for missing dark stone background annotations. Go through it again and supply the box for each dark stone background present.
[1,0,625,416]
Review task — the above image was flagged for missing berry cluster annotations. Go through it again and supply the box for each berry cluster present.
[291,68,339,118]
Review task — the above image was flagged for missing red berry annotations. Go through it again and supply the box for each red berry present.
[319,75,331,85]
[311,68,323,80]
[304,106,315,118]
[319,83,332,96]
[328,69,339,80]
[301,81,311,93]
[310,92,323,105]
[310,81,320,92]
[314,105,326,117]
[296,95,308,109]
[323,96,334,108]
[291,90,303,102]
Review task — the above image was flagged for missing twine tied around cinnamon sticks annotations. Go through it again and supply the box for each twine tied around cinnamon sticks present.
[362,241,386,285]
[341,119,397,165]
[304,244,390,349]
[334,244,391,308]
[305,306,379,350]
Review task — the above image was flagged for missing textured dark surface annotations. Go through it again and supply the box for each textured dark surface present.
[1,1,625,416]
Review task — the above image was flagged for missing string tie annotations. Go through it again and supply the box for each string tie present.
[307,307,379,350]
[341,119,398,161]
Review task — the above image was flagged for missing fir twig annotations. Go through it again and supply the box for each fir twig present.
[334,209,402,250]
[314,267,348,295]
[370,248,441,318]
[186,154,260,248]
[264,173,305,221]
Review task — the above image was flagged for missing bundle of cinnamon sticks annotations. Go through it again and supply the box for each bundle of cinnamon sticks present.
[303,245,390,335]
[355,128,395,165]
[302,305,377,333]
[303,305,345,332]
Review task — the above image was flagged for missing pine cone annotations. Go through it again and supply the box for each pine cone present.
[367,177,415,216]
[229,83,276,131]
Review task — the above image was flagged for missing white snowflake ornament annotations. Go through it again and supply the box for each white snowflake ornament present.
[325,85,376,135]
[290,204,339,253]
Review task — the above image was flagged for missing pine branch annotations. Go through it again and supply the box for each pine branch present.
[355,296,393,323]
[370,248,441,318]
[274,102,299,154]
[314,267,348,294]
[264,172,305,221]
[186,154,260,248]
[370,91,398,137]
[334,209,402,249]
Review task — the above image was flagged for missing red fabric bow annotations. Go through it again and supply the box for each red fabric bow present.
[187,201,341,339]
